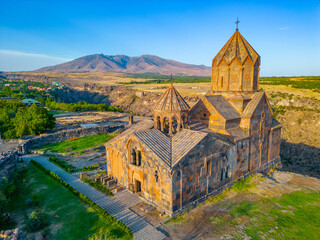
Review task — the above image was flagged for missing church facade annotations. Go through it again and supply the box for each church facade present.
[105,29,281,217]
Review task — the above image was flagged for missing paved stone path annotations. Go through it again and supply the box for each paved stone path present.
[23,155,167,240]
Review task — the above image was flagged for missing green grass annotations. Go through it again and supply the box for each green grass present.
[37,133,114,153]
[7,163,131,240]
[48,156,75,172]
[228,191,320,240]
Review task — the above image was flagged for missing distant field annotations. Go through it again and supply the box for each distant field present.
[36,133,114,153]
[118,75,320,92]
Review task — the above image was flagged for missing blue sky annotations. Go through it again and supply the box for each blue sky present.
[0,0,319,76]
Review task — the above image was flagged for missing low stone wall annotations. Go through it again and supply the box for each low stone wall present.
[21,124,124,153]
[0,151,19,178]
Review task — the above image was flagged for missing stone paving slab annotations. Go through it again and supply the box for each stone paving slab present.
[23,155,166,240]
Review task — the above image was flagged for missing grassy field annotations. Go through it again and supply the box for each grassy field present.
[7,163,131,240]
[37,133,114,153]
[164,172,320,240]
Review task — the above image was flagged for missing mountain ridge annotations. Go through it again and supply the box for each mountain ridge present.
[37,54,211,76]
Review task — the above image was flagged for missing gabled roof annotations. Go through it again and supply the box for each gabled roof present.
[204,95,240,120]
[153,84,190,112]
[213,30,260,67]
[134,129,171,167]
[172,130,208,166]
[271,118,282,129]
[226,127,250,142]
[133,129,208,168]
[241,92,273,118]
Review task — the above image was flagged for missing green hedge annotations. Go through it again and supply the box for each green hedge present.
[81,177,114,197]
[82,164,99,172]
[48,156,75,173]
[30,160,133,238]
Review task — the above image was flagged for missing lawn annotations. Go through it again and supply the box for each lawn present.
[7,163,131,240]
[227,191,320,239]
[37,133,114,153]
[165,173,320,240]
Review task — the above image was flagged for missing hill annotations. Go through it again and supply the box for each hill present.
[37,54,211,76]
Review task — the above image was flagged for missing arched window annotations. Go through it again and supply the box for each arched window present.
[221,76,224,88]
[128,140,142,166]
[155,170,159,182]
[137,151,141,166]
[225,165,230,179]
[220,168,225,181]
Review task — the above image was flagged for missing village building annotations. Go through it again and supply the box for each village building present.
[105,29,281,217]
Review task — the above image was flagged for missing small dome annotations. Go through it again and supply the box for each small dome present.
[213,30,260,67]
[153,84,190,112]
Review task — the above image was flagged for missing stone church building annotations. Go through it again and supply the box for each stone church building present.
[105,29,281,216]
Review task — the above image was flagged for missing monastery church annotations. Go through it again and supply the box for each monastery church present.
[105,29,281,216]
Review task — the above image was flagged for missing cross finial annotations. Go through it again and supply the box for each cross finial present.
[170,74,173,83]
[235,17,240,31]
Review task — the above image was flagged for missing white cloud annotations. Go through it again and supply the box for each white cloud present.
[0,49,71,62]
[280,27,289,31]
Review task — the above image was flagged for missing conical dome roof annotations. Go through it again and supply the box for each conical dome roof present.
[213,30,260,67]
[154,84,190,112]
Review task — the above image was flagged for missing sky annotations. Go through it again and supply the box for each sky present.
[0,0,319,76]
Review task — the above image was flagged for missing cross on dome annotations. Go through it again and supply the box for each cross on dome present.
[235,17,240,30]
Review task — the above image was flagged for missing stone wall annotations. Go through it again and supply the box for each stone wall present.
[21,124,124,153]
[0,151,19,178]
[171,156,281,218]
[106,135,173,214]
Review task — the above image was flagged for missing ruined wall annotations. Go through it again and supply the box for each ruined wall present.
[0,151,19,178]
[21,124,124,153]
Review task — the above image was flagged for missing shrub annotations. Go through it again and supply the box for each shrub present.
[26,210,47,232]
[82,164,99,172]
[48,156,74,173]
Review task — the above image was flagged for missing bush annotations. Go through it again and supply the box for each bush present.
[48,156,74,173]
[45,100,123,113]
[82,164,99,172]
[26,210,47,232]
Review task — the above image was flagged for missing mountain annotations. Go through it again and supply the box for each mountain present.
[37,54,211,76]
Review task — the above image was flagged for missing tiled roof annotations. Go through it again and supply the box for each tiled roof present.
[172,130,208,165]
[153,84,190,112]
[241,92,264,118]
[134,129,171,166]
[133,129,208,168]
[205,95,240,120]
[226,127,250,142]
[213,30,260,67]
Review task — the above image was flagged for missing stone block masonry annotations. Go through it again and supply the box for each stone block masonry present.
[0,151,19,178]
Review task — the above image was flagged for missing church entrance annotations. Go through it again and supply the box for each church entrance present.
[135,180,141,194]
